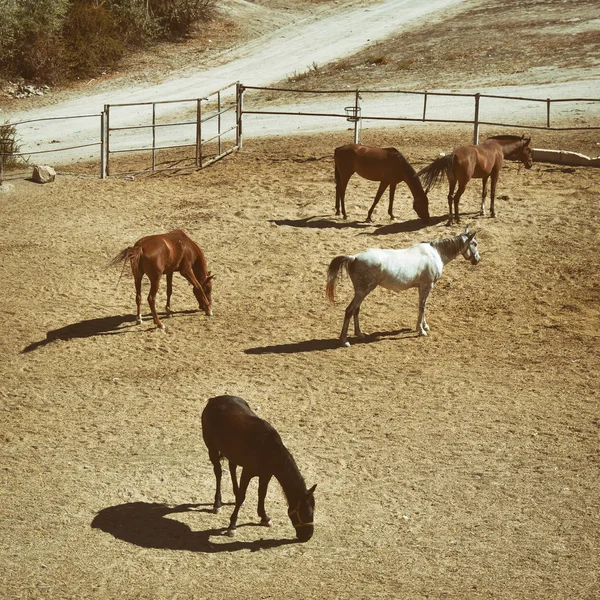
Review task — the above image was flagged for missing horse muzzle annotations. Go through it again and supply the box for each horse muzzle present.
[295,524,314,542]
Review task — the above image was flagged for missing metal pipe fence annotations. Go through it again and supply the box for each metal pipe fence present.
[1,81,599,181]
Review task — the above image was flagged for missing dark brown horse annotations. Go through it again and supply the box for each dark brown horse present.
[202,395,316,542]
[418,135,533,225]
[110,229,213,329]
[334,143,430,223]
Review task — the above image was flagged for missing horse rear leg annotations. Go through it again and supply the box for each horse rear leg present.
[257,474,273,527]
[208,448,223,513]
[366,181,390,222]
[480,176,489,216]
[147,276,164,329]
[336,171,350,219]
[489,172,499,218]
[449,183,466,226]
[134,273,144,324]
[417,283,434,336]
[341,285,376,347]
[165,272,174,317]
[226,468,252,537]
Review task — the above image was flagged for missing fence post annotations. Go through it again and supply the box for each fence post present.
[473,93,481,144]
[196,98,202,167]
[546,98,551,128]
[422,91,428,121]
[236,82,244,149]
[100,110,106,179]
[104,104,110,177]
[151,103,157,171]
[0,154,4,185]
[353,90,360,144]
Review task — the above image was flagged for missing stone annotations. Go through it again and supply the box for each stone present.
[32,165,56,183]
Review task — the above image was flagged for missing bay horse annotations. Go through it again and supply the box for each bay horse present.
[202,395,316,542]
[334,143,430,223]
[110,229,213,329]
[418,135,533,225]
[326,226,480,347]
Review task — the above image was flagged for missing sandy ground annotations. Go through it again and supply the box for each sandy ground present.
[2,125,599,598]
[1,1,600,599]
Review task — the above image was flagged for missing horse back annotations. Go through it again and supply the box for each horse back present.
[202,395,282,473]
[335,144,408,183]
[135,229,200,275]
[454,143,502,180]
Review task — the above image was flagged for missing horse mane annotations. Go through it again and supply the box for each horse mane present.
[487,134,524,141]
[266,428,307,500]
[429,235,466,263]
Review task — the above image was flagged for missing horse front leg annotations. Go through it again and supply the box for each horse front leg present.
[417,283,434,336]
[165,272,173,317]
[387,183,397,220]
[257,474,273,527]
[366,181,389,222]
[226,468,252,537]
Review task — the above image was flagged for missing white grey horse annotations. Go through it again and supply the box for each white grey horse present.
[326,226,480,347]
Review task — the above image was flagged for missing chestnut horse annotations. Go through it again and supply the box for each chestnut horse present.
[202,395,316,542]
[110,229,213,329]
[418,135,533,225]
[334,143,430,223]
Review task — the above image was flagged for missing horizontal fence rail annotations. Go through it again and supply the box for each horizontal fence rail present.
[1,81,599,180]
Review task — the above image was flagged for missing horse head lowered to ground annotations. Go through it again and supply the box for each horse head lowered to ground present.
[110,229,214,329]
[326,226,480,347]
[418,135,532,225]
[202,395,316,542]
[334,143,430,223]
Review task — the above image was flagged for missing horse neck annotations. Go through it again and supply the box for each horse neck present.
[430,235,466,265]
[405,170,427,200]
[191,245,208,277]
[272,444,307,508]
[496,138,524,159]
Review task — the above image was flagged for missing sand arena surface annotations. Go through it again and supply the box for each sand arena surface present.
[1,126,599,598]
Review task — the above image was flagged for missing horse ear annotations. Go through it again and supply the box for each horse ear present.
[206,272,215,282]
[306,484,317,497]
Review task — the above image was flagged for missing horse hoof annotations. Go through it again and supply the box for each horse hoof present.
[224,529,236,537]
[158,324,166,331]
[206,310,213,317]
[261,519,273,527]
[343,340,351,348]
[418,330,428,337]
[136,317,142,325]
[213,506,221,514]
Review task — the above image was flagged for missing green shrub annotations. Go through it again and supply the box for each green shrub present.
[0,121,25,176]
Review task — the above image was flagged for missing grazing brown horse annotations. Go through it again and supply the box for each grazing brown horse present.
[202,395,316,542]
[110,229,213,329]
[334,143,430,223]
[418,135,533,225]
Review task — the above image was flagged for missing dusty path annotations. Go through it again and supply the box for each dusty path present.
[7,0,464,159]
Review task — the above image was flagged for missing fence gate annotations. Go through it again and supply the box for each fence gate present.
[103,82,241,177]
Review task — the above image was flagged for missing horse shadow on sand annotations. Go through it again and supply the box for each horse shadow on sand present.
[269,215,372,230]
[245,328,415,355]
[91,502,297,553]
[21,309,207,353]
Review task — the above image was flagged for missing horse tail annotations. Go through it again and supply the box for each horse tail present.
[418,154,453,193]
[326,255,353,303]
[108,246,143,281]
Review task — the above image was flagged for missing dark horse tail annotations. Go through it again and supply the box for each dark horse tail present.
[418,154,454,193]
[109,246,143,281]
[326,255,353,303]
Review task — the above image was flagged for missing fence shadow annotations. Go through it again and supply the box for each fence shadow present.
[91,502,297,553]
[21,314,137,353]
[244,328,414,354]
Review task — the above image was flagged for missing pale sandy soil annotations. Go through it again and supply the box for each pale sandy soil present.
[1,1,599,599]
